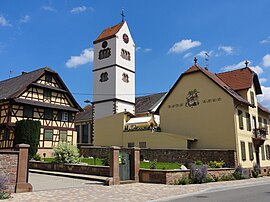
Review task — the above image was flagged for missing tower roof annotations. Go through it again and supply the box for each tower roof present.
[93,22,125,44]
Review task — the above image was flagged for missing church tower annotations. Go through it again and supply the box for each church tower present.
[92,21,135,120]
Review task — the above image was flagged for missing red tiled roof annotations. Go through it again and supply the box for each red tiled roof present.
[216,68,253,91]
[93,22,124,44]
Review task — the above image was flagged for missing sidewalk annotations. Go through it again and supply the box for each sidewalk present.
[7,176,270,202]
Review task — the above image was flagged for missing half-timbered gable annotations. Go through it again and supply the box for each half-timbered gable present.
[0,67,82,156]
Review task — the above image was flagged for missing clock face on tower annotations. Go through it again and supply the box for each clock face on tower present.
[123,34,129,44]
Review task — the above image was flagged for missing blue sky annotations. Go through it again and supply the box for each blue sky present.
[1,0,270,109]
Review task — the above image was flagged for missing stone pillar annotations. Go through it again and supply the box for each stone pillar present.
[105,146,120,185]
[15,144,33,193]
[131,147,140,182]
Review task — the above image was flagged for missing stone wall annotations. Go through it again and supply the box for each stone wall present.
[140,168,235,185]
[29,161,110,177]
[80,146,237,168]
[0,151,18,193]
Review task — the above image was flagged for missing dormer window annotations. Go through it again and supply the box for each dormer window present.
[45,74,52,82]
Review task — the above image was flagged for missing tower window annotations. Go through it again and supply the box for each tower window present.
[100,72,109,82]
[122,73,129,83]
[121,49,131,61]
[98,48,111,60]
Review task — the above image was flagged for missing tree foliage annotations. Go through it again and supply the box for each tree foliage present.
[13,119,41,159]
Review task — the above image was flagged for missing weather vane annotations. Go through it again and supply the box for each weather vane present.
[121,8,125,22]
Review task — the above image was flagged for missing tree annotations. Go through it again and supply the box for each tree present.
[13,120,41,159]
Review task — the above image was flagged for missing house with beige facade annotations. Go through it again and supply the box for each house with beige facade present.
[0,67,82,156]
[91,20,270,169]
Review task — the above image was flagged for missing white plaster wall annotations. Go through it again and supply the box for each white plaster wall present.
[94,101,114,120]
[93,38,116,70]
[115,22,135,72]
[115,67,135,103]
[116,100,135,114]
[93,67,116,102]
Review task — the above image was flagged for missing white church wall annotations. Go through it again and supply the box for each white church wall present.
[93,38,116,70]
[94,101,114,120]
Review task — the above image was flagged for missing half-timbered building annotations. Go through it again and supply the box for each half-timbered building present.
[0,67,82,156]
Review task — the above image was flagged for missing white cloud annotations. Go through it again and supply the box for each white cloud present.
[136,47,141,51]
[144,48,152,52]
[257,86,270,109]
[136,47,152,52]
[218,45,233,54]
[20,15,31,23]
[70,6,88,14]
[42,6,57,12]
[262,54,270,67]
[250,65,263,75]
[168,39,201,54]
[260,36,270,44]
[260,78,267,83]
[183,52,192,59]
[0,15,11,27]
[66,48,93,68]
[222,60,250,71]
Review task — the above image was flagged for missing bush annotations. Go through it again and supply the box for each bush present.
[233,165,249,180]
[190,163,208,183]
[13,120,41,159]
[101,157,110,166]
[149,160,157,169]
[32,153,41,161]
[52,142,79,163]
[252,163,260,178]
[220,174,235,181]
[175,178,190,185]
[0,176,10,200]
[194,160,203,166]
[208,160,225,168]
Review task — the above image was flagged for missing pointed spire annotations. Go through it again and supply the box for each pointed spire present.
[245,60,249,68]
[121,8,125,22]
[194,57,198,64]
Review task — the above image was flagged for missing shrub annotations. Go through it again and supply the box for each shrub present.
[175,178,190,185]
[32,153,41,161]
[194,160,203,166]
[52,142,79,163]
[208,160,225,168]
[149,160,157,169]
[220,174,235,181]
[190,163,208,183]
[251,163,260,178]
[13,120,41,159]
[0,176,10,200]
[233,165,249,180]
[101,157,110,166]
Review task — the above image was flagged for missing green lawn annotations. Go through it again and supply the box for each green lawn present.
[43,158,181,170]
[140,161,181,170]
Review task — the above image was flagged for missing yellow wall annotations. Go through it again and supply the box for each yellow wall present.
[94,113,125,146]
[123,130,188,148]
[160,71,236,149]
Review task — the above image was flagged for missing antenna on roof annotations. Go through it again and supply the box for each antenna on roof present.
[205,52,209,70]
[9,70,14,78]
[121,8,125,22]
[245,60,249,68]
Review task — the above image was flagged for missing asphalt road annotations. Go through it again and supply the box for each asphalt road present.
[166,181,270,202]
